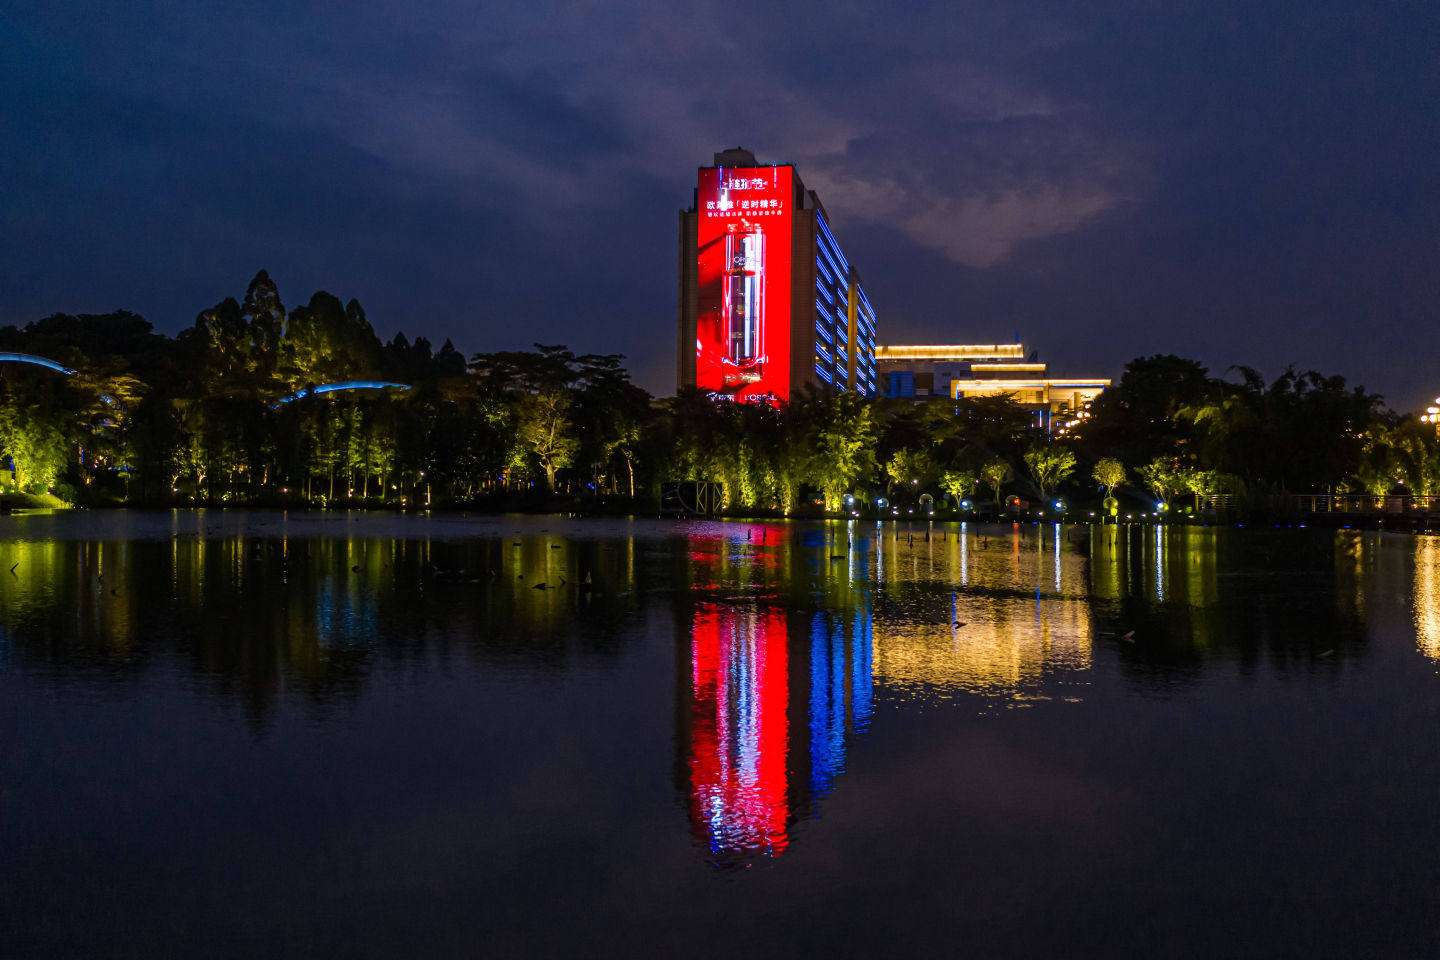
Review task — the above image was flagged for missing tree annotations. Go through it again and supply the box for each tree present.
[981,458,1012,508]
[1092,457,1125,497]
[1138,457,1179,507]
[884,446,936,502]
[518,388,579,491]
[1076,355,1210,466]
[279,292,382,389]
[1179,466,1221,511]
[0,382,70,493]
[940,468,977,505]
[1389,419,1440,498]
[804,391,878,511]
[241,269,286,377]
[1024,443,1077,499]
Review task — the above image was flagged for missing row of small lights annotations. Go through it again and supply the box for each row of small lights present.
[1423,396,1440,424]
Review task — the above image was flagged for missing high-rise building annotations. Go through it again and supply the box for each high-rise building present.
[677,148,878,402]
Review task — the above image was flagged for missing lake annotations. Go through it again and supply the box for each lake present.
[2,510,1438,958]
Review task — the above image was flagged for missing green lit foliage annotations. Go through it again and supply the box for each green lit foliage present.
[804,391,877,512]
[471,344,653,496]
[0,378,71,493]
[980,458,1012,508]
[940,468,977,504]
[1092,457,1126,497]
[1138,457,1180,506]
[884,446,936,502]
[1178,465,1222,511]
[0,278,1413,513]
[1351,422,1402,497]
[1387,418,1440,497]
[279,293,382,390]
[1023,443,1077,499]
[606,416,644,498]
[518,388,579,491]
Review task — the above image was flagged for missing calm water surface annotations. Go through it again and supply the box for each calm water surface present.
[2,510,1439,958]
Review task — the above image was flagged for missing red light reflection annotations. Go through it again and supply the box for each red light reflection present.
[688,603,790,859]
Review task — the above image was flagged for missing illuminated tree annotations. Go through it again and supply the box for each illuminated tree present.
[518,388,579,491]
[1138,457,1180,507]
[981,458,1012,508]
[1389,418,1440,497]
[940,468,977,505]
[884,446,936,502]
[0,381,70,493]
[1179,466,1221,511]
[804,391,878,512]
[607,417,643,498]
[1024,443,1077,500]
[279,292,382,389]
[1092,457,1126,497]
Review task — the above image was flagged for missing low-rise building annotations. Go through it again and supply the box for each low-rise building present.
[875,342,1109,433]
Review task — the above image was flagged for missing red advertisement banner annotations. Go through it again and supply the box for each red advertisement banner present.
[695,165,794,402]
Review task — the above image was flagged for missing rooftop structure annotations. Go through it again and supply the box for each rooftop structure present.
[876,340,1110,433]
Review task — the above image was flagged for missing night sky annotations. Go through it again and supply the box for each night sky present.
[3,2,1437,407]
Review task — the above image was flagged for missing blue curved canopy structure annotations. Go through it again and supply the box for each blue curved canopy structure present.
[274,381,412,406]
[0,352,77,375]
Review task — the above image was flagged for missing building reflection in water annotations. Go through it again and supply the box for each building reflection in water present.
[680,523,874,864]
[688,603,791,858]
[680,521,1098,862]
[870,523,1092,704]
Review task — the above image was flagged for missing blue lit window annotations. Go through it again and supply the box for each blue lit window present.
[817,216,851,273]
[815,361,833,383]
[815,318,833,343]
[816,255,835,286]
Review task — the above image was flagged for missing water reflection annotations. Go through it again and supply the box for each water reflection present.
[687,603,792,859]
[0,513,1409,872]
[869,523,1093,706]
[0,525,647,721]
[678,522,875,865]
[1414,536,1440,660]
[1086,524,1368,678]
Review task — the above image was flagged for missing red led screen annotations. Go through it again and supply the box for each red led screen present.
[695,165,794,402]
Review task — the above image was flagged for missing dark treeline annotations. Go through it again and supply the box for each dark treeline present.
[0,271,1430,514]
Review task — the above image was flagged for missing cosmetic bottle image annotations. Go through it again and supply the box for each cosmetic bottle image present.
[722,220,764,387]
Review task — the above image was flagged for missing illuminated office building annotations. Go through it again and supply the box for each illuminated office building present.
[677,148,879,401]
[876,342,1110,432]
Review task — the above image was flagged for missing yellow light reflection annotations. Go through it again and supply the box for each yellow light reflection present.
[1414,536,1440,660]
[868,525,1092,703]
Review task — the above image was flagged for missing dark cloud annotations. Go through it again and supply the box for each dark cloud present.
[1,1,1437,404]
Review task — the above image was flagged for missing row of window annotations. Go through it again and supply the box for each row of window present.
[814,212,876,396]
[816,215,850,274]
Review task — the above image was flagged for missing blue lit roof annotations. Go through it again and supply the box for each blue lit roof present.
[274,381,412,406]
[0,352,77,375]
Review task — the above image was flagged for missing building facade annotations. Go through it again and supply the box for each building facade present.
[876,342,1110,433]
[677,148,878,402]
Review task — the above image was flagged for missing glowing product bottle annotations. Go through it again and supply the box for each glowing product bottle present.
[723,221,764,385]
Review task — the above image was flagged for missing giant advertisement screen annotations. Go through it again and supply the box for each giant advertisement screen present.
[696,165,793,402]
